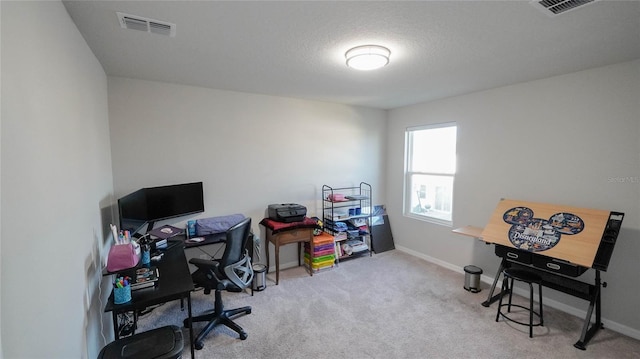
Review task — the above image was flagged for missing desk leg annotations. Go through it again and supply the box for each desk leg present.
[482,258,508,307]
[574,271,603,350]
[187,293,195,358]
[265,238,270,273]
[308,234,313,277]
[275,241,280,285]
[112,311,119,340]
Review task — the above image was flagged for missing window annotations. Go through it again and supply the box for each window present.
[404,123,457,225]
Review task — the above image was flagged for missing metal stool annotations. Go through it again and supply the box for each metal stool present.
[495,268,544,337]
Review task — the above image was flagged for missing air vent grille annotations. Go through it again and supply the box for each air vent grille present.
[117,12,176,37]
[149,22,173,36]
[530,0,597,16]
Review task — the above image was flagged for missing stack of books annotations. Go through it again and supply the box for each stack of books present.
[130,266,160,290]
[304,232,336,273]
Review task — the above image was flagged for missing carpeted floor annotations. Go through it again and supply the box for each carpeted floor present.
[136,250,640,358]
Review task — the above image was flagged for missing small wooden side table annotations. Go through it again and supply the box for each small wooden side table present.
[265,227,313,285]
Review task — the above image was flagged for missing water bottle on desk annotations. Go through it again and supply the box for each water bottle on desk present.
[187,220,196,238]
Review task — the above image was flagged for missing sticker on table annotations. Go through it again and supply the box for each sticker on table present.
[502,207,585,252]
[508,218,560,252]
[503,207,534,225]
[550,212,585,235]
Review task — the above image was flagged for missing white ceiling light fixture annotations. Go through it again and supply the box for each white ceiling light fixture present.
[345,45,391,71]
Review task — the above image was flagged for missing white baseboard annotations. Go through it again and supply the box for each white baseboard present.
[395,245,640,341]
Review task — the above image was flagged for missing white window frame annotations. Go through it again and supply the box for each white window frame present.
[403,122,457,226]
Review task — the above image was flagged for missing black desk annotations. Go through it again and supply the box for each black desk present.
[183,232,226,248]
[104,243,195,358]
[180,231,254,261]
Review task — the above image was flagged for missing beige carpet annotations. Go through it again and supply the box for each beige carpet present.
[136,250,640,358]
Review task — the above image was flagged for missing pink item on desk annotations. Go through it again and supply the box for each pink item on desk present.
[107,243,140,272]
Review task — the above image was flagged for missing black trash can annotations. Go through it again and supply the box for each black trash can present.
[464,265,483,293]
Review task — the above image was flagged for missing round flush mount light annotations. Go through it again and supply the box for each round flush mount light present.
[345,45,391,71]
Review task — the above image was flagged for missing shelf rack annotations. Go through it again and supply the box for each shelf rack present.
[322,182,373,263]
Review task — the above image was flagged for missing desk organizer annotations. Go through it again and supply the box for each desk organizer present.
[114,284,132,304]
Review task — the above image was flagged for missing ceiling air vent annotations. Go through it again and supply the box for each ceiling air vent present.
[117,12,176,37]
[530,0,598,17]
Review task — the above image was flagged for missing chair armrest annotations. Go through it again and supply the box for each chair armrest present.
[189,258,220,271]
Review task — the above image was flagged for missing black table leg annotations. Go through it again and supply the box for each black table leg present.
[482,258,509,307]
[574,271,603,350]
[112,311,119,339]
[187,293,195,358]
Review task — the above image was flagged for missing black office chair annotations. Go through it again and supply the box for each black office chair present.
[185,217,254,350]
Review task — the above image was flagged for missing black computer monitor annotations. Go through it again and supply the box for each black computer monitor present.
[118,182,204,234]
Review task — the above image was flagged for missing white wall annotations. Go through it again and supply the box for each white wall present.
[108,77,387,269]
[2,2,636,356]
[387,60,640,336]
[0,3,3,357]
[1,2,113,358]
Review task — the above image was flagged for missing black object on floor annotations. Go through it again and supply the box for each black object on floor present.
[98,325,184,359]
[371,214,395,253]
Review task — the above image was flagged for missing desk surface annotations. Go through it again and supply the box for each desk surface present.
[104,243,194,313]
[183,232,226,248]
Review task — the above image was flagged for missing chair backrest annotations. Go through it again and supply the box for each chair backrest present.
[220,217,254,288]
[219,217,252,267]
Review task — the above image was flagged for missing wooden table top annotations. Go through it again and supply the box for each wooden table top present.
[480,199,611,268]
[452,225,484,239]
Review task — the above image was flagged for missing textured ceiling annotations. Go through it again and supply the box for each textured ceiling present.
[63,1,640,110]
